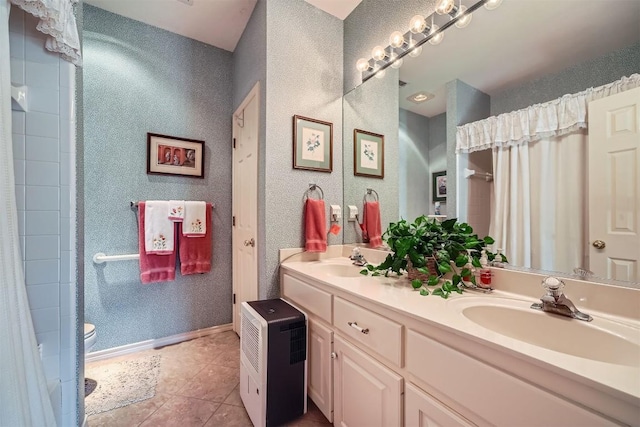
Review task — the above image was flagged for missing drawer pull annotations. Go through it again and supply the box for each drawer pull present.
[348,321,369,334]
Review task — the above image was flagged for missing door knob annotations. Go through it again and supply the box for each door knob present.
[592,240,606,249]
[244,238,255,247]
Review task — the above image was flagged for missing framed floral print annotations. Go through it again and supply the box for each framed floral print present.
[147,133,205,178]
[432,170,447,202]
[293,115,333,172]
[354,129,384,178]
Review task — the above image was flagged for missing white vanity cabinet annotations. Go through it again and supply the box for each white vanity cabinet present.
[281,268,631,427]
[333,335,403,427]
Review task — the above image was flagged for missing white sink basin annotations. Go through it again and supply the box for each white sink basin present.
[452,297,640,366]
[311,262,364,278]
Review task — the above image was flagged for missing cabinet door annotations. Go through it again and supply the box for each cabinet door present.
[333,335,403,427]
[308,319,333,423]
[405,383,474,427]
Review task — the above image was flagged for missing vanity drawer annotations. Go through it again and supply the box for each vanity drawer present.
[282,274,332,323]
[334,296,403,366]
[406,329,618,426]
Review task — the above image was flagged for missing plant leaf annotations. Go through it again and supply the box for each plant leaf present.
[438,262,452,274]
[366,264,374,271]
[464,240,481,249]
[433,288,444,296]
[455,255,468,267]
[372,271,381,276]
[411,279,423,289]
[460,268,471,278]
[359,269,368,275]
[484,236,495,245]
[427,275,440,286]
[471,257,482,268]
[420,289,429,296]
[452,274,461,287]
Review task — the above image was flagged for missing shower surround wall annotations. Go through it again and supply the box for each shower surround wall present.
[83,5,233,351]
[9,8,77,426]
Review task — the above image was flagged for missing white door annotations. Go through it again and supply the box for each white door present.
[232,82,260,334]
[588,87,640,281]
[333,335,403,427]
[308,319,333,423]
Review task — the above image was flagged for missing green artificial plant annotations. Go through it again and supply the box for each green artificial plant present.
[360,216,505,298]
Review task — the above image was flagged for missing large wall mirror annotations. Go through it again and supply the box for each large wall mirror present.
[343,0,640,286]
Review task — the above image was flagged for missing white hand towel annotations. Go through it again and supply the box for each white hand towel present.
[168,200,185,222]
[144,201,175,254]
[183,201,207,237]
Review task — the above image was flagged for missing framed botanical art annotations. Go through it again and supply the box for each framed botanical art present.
[147,133,205,178]
[432,170,447,202]
[293,115,333,172]
[354,129,384,178]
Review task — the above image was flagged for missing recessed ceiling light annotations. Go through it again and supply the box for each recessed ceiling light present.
[407,91,434,104]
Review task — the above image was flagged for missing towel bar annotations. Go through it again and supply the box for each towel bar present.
[363,188,379,203]
[304,184,324,200]
[93,252,140,264]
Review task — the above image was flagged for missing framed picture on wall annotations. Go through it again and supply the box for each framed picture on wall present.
[354,129,384,178]
[293,115,333,172]
[147,133,205,178]
[432,171,447,202]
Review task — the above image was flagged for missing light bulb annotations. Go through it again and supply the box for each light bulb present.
[371,45,387,61]
[428,24,444,45]
[389,31,405,48]
[435,0,455,15]
[408,40,422,58]
[484,0,503,10]
[454,5,472,28]
[356,58,370,72]
[375,68,386,79]
[409,15,427,34]
[390,52,403,69]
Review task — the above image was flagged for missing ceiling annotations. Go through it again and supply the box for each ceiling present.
[84,0,362,52]
[397,0,640,117]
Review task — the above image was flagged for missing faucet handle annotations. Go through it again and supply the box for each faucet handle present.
[542,276,564,297]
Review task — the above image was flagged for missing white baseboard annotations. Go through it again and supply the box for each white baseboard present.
[85,323,233,363]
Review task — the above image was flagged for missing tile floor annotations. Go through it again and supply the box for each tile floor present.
[86,331,332,427]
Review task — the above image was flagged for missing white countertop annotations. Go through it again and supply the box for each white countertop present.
[281,256,640,406]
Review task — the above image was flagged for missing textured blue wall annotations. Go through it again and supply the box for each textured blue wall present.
[491,42,640,116]
[83,5,233,351]
[263,0,344,298]
[399,109,430,221]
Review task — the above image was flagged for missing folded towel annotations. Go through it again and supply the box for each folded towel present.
[183,201,207,237]
[180,203,212,275]
[363,201,383,248]
[168,200,185,222]
[138,202,176,284]
[305,198,327,253]
[144,201,175,255]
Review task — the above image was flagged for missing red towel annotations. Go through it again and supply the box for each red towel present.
[304,198,327,253]
[179,203,212,275]
[138,201,176,284]
[363,201,383,248]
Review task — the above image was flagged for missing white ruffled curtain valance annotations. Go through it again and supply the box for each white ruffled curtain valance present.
[10,0,81,65]
[456,74,640,153]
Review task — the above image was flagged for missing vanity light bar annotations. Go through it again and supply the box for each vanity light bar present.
[359,0,491,83]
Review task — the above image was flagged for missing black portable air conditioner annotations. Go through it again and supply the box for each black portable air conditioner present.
[240,298,307,427]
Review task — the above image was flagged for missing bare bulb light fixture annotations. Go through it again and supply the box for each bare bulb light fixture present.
[355,0,492,81]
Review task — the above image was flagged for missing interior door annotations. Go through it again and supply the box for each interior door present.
[232,82,260,334]
[588,87,640,281]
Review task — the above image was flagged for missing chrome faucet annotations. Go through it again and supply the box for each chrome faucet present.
[349,248,368,266]
[531,276,592,322]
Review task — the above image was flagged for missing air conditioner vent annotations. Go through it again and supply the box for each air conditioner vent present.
[241,310,260,374]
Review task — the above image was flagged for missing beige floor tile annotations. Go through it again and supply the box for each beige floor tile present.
[204,404,252,427]
[86,392,170,427]
[211,346,240,369]
[139,396,220,427]
[222,385,243,407]
[176,363,239,402]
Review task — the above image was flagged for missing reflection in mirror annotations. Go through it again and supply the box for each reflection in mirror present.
[343,0,640,286]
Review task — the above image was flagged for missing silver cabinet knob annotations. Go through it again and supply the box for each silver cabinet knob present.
[592,240,606,250]
[244,238,255,247]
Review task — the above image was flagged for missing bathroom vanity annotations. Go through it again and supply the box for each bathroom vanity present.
[280,248,640,426]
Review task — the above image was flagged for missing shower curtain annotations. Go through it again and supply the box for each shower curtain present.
[1,2,56,425]
[456,74,640,273]
[1,0,80,424]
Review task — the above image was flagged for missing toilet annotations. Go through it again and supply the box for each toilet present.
[84,323,97,353]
